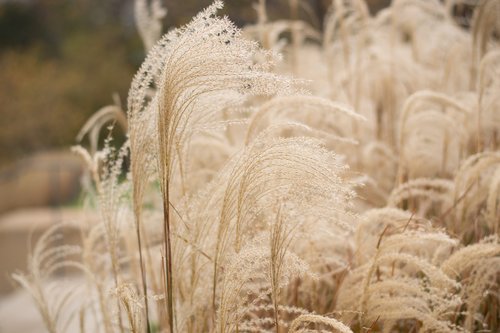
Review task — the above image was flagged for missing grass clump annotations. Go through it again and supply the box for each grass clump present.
[14,0,500,332]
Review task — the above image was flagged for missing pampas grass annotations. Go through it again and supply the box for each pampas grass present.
[13,0,500,332]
